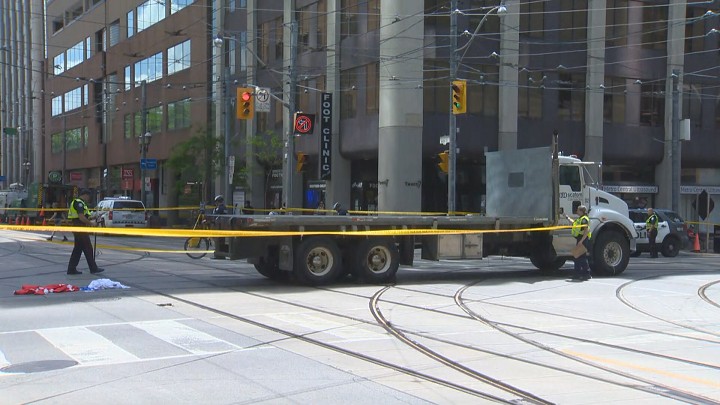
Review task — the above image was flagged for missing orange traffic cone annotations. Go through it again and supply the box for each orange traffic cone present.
[692,233,701,253]
[25,217,30,226]
[14,216,19,225]
[42,218,46,226]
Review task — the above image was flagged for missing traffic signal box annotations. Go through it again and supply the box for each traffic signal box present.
[438,151,449,173]
[452,80,467,115]
[297,153,307,172]
[237,87,255,119]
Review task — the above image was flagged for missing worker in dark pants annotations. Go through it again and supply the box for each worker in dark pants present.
[67,189,104,275]
[647,207,659,258]
[565,205,592,281]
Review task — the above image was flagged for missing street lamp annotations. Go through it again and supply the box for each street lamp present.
[139,131,152,206]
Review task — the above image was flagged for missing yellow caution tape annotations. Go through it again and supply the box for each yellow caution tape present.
[686,221,720,227]
[0,224,577,238]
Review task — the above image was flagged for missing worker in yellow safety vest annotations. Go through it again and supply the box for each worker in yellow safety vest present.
[66,189,104,275]
[564,205,592,281]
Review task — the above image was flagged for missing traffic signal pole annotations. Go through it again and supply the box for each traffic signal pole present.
[448,0,458,215]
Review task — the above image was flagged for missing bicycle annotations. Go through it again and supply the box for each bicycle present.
[184,210,214,259]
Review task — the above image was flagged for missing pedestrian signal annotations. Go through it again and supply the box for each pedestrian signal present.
[452,80,467,115]
[237,87,254,119]
[438,151,449,173]
[297,153,307,172]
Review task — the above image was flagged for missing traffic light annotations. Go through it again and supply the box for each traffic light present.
[237,87,254,119]
[438,151,449,173]
[296,153,307,172]
[452,80,467,115]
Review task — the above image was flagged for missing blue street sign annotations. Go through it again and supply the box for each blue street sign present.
[140,158,157,170]
[0,176,5,182]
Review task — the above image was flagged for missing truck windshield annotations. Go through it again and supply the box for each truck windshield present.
[559,166,581,191]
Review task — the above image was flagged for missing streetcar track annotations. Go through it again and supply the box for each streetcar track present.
[455,282,720,405]
[698,280,720,310]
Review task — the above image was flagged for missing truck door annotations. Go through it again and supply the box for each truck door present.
[554,165,585,256]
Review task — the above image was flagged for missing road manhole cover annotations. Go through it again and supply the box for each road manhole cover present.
[1,360,77,373]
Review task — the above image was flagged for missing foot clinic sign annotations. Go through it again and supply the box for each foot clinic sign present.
[320,93,332,180]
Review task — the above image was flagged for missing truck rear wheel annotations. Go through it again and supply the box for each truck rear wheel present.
[591,231,629,276]
[530,255,566,273]
[254,258,282,279]
[353,238,399,283]
[294,237,342,285]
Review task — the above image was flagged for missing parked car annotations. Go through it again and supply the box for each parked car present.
[628,208,687,257]
[95,197,147,228]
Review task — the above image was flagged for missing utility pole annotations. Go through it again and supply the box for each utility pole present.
[283,20,298,209]
[140,80,147,206]
[224,66,232,206]
[62,114,67,184]
[671,69,679,213]
[448,0,458,215]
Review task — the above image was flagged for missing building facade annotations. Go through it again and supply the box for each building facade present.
[44,0,212,211]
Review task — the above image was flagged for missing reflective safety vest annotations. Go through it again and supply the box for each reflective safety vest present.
[646,213,658,229]
[67,198,89,219]
[572,215,592,238]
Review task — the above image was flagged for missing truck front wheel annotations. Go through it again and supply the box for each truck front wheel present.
[294,237,342,285]
[591,231,629,276]
[352,238,399,283]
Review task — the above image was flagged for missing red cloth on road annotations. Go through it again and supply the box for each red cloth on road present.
[14,284,80,295]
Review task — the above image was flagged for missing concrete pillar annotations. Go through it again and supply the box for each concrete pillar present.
[10,0,18,184]
[656,0,686,209]
[213,0,225,201]
[377,0,424,212]
[324,0,351,209]
[31,0,43,183]
[0,0,7,183]
[24,0,33,185]
[245,0,265,209]
[584,0,607,172]
[282,0,304,208]
[498,0,520,151]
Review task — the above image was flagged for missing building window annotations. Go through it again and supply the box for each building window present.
[52,96,63,116]
[642,4,668,50]
[520,0,544,39]
[125,66,131,90]
[340,68,358,119]
[229,0,235,12]
[66,127,83,151]
[83,84,89,105]
[297,5,310,54]
[168,40,191,75]
[109,20,120,47]
[64,88,82,112]
[53,53,65,75]
[229,36,236,74]
[274,18,283,61]
[469,0,499,34]
[168,98,191,130]
[127,10,134,38]
[639,81,665,126]
[86,37,91,59]
[603,77,626,123]
[138,0,166,32]
[134,113,142,136]
[66,41,84,70]
[367,0,380,32]
[518,70,543,119]
[84,126,89,147]
[134,52,163,85]
[606,0,628,47]
[423,60,450,114]
[465,64,499,116]
[147,105,163,133]
[558,73,585,121]
[257,21,270,63]
[559,0,587,42]
[51,133,62,153]
[340,0,359,39]
[685,8,706,54]
[171,0,193,14]
[682,83,702,128]
[240,31,247,71]
[366,62,379,115]
[124,114,133,138]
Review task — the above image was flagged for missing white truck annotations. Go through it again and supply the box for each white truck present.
[215,140,637,285]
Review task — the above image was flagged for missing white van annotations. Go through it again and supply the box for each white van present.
[95,197,147,228]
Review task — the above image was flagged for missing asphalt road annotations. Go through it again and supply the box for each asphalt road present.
[1,229,720,404]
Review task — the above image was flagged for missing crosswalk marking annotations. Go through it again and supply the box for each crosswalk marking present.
[131,320,240,354]
[37,327,140,366]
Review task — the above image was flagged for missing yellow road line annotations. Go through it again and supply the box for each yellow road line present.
[564,350,720,388]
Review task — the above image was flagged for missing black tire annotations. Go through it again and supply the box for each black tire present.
[630,250,642,258]
[254,258,283,279]
[661,237,680,258]
[530,255,566,272]
[185,237,209,259]
[293,237,342,285]
[352,238,400,283]
[590,231,629,276]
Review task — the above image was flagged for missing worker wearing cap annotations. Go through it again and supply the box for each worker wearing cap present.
[333,202,349,216]
[646,208,659,258]
[66,189,104,275]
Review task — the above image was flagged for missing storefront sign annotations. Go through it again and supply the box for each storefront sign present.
[48,171,62,184]
[121,179,134,191]
[681,185,720,195]
[603,185,658,194]
[319,93,332,180]
[70,172,83,181]
[122,168,134,178]
[308,181,326,190]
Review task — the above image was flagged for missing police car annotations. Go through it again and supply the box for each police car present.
[94,197,147,228]
[629,208,684,257]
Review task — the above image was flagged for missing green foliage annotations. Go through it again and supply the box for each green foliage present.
[246,130,284,209]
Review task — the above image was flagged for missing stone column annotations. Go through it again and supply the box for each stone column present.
[245,0,265,209]
[31,0,43,183]
[324,0,351,209]
[378,0,424,212]
[584,0,607,177]
[498,0,519,151]
[655,0,686,209]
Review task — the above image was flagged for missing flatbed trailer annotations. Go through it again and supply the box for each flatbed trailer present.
[213,143,638,286]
